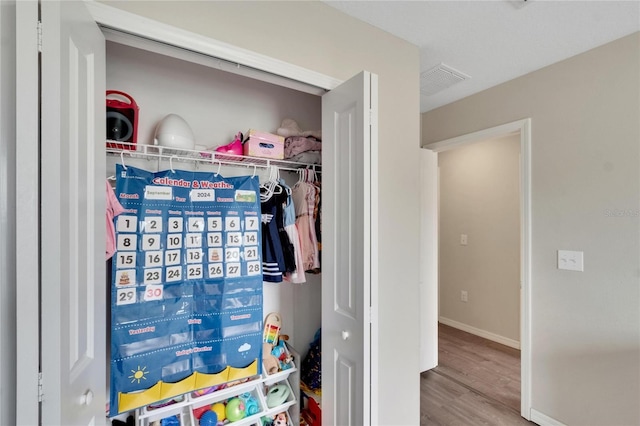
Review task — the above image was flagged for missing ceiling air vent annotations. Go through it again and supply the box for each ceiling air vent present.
[420,63,470,96]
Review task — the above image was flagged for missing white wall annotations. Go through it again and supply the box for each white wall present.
[101,2,422,424]
[423,32,640,425]
[438,134,520,343]
[106,42,322,149]
[0,1,17,423]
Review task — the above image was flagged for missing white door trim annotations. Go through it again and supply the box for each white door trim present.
[15,2,41,425]
[84,1,343,92]
[423,118,532,420]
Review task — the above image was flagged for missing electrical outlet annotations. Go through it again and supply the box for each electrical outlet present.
[558,250,584,271]
[461,290,468,302]
[460,234,468,245]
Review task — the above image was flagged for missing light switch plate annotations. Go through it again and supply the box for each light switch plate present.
[558,250,584,271]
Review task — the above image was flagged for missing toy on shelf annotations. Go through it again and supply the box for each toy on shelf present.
[262,312,295,376]
[263,312,282,375]
[262,411,289,426]
[214,132,244,158]
[271,339,293,372]
[211,402,226,422]
[265,383,290,409]
[198,410,218,426]
[239,392,260,416]
[225,397,246,422]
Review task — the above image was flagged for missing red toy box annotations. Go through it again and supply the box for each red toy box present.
[243,129,284,160]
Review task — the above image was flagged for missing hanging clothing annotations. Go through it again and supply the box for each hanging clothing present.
[280,179,306,284]
[276,186,297,276]
[261,186,289,283]
[106,180,124,260]
[292,180,320,273]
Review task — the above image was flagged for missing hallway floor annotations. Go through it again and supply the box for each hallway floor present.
[420,324,534,425]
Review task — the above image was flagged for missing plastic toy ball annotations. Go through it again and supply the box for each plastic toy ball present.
[225,398,246,422]
[160,415,180,426]
[211,403,226,421]
[199,410,218,426]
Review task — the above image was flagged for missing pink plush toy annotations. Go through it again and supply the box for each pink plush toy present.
[273,412,288,426]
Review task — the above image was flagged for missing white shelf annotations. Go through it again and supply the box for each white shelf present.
[134,343,300,426]
[106,141,321,174]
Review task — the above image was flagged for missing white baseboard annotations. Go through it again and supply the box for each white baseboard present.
[530,408,567,426]
[439,316,521,349]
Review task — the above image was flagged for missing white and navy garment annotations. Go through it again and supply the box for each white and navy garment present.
[261,189,287,282]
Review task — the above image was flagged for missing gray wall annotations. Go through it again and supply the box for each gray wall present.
[423,33,640,425]
[439,134,520,343]
[0,1,17,424]
[101,1,422,424]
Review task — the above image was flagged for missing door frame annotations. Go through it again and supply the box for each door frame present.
[15,2,41,425]
[85,1,342,93]
[423,118,532,420]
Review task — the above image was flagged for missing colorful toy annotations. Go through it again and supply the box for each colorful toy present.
[215,132,243,158]
[198,410,218,426]
[239,392,260,416]
[263,342,280,375]
[271,339,293,371]
[263,312,282,375]
[266,384,290,408]
[273,411,288,426]
[263,312,281,345]
[211,402,226,421]
[225,397,246,422]
[193,405,212,420]
[160,415,180,426]
[193,385,223,397]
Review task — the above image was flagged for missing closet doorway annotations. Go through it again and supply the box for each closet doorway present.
[18,1,379,425]
[420,118,532,419]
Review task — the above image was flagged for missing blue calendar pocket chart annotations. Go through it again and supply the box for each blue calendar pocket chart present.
[109,164,263,416]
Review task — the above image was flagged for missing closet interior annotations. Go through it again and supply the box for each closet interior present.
[105,38,324,426]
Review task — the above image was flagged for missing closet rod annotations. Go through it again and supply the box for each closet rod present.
[106,142,321,174]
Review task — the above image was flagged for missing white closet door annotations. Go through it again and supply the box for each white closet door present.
[420,148,439,371]
[40,1,106,425]
[322,71,378,426]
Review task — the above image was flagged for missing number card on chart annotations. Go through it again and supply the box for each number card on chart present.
[109,164,263,416]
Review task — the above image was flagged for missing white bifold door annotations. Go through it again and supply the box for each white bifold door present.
[322,71,378,426]
[38,1,106,425]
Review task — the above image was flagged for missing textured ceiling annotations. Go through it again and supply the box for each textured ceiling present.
[323,1,640,112]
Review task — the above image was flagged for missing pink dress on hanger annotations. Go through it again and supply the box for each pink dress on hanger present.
[106,180,124,260]
[293,181,320,272]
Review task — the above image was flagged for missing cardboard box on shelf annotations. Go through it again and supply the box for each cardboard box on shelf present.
[243,130,284,160]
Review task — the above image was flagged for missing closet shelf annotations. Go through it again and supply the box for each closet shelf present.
[106,141,321,174]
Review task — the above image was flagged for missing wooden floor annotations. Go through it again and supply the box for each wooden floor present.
[420,324,534,425]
